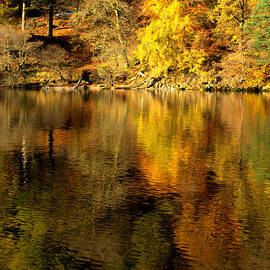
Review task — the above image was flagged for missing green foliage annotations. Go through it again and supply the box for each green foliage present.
[0,4,17,16]
[130,212,173,269]
[245,0,270,65]
[0,0,19,23]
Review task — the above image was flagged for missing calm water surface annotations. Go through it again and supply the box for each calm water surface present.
[1,89,270,269]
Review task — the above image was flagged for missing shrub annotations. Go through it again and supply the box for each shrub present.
[0,26,40,86]
[39,44,67,82]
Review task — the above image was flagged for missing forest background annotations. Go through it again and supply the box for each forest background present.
[0,0,269,90]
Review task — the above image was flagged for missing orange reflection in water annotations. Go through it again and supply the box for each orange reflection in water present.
[136,91,270,269]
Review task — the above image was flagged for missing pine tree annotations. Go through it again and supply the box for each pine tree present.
[30,0,76,37]
[245,0,270,64]
[30,0,56,37]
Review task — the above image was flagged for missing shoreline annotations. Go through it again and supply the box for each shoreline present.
[1,82,269,93]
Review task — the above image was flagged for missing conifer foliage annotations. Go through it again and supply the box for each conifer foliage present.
[245,0,270,64]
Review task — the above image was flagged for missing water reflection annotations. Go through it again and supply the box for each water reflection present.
[1,89,270,269]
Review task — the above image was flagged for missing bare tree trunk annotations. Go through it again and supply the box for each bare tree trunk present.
[121,45,129,68]
[49,1,54,38]
[113,1,129,68]
[22,0,26,32]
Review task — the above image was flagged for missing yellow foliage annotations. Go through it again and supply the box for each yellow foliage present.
[137,0,209,77]
[244,64,269,87]
[210,0,258,43]
[178,49,208,78]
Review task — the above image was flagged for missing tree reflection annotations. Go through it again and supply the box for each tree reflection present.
[1,90,270,269]
[134,91,270,269]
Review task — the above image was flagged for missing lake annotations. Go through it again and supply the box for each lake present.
[1,89,270,269]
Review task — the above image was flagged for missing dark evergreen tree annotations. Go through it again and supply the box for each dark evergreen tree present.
[30,0,56,37]
[30,0,76,37]
[245,0,270,64]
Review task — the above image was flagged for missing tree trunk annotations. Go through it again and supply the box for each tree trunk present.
[22,0,26,32]
[49,1,54,38]
[122,46,130,68]
[113,2,130,68]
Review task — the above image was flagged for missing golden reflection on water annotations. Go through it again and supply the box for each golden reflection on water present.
[135,91,270,269]
[1,89,270,269]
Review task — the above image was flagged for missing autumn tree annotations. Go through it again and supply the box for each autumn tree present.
[0,26,39,85]
[76,0,137,69]
[211,0,258,82]
[40,44,67,81]
[137,0,214,81]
